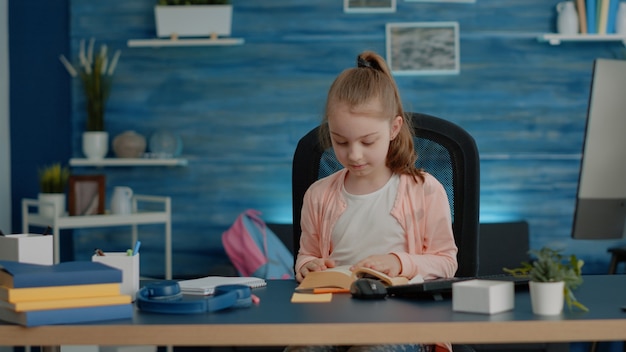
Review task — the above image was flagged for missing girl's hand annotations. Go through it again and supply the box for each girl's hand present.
[352,254,401,277]
[297,258,336,282]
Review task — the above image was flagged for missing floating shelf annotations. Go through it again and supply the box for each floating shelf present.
[127,37,244,48]
[70,158,188,167]
[538,33,626,46]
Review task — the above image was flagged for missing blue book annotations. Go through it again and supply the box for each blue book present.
[0,303,133,327]
[587,0,597,34]
[0,260,122,288]
[607,0,620,33]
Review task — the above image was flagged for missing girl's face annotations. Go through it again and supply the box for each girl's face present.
[327,101,402,185]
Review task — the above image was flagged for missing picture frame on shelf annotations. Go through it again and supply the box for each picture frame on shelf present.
[386,21,460,75]
[344,0,396,13]
[68,175,106,216]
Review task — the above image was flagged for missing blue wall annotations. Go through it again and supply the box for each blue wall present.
[11,0,626,279]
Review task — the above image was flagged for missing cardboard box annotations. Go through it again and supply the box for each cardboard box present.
[92,253,139,300]
[0,234,53,265]
[452,279,514,314]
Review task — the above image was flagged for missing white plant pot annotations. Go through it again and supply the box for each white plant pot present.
[529,281,565,315]
[154,5,233,38]
[38,193,66,218]
[82,131,109,160]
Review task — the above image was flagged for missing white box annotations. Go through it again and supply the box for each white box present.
[0,234,53,265]
[92,253,139,300]
[452,279,514,314]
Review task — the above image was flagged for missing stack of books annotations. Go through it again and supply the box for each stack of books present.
[0,260,133,326]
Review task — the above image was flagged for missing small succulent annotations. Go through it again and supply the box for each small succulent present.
[38,164,70,194]
[504,246,587,312]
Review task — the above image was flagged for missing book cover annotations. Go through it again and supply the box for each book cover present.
[577,0,588,33]
[296,265,421,291]
[178,276,267,295]
[0,260,122,288]
[587,0,597,34]
[0,294,131,312]
[606,0,620,33]
[0,303,133,327]
[0,283,122,303]
[598,0,610,34]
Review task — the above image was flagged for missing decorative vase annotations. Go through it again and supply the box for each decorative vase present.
[38,193,66,218]
[529,281,565,315]
[616,2,626,34]
[149,130,183,158]
[556,1,579,35]
[113,131,147,158]
[82,131,109,160]
[111,186,133,215]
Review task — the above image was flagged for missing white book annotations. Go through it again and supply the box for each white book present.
[178,276,267,295]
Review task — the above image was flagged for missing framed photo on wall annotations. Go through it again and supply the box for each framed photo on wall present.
[344,0,396,13]
[68,175,105,216]
[386,22,460,75]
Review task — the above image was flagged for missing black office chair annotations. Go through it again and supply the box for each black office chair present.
[291,112,480,278]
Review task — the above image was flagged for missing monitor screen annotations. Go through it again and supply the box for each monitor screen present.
[572,58,626,239]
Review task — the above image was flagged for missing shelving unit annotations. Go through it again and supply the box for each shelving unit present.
[127,37,244,48]
[69,157,188,167]
[538,33,626,46]
[22,195,173,279]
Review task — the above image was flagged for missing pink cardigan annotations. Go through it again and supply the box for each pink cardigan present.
[296,169,458,280]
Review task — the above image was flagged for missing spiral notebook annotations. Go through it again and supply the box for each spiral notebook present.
[178,276,267,295]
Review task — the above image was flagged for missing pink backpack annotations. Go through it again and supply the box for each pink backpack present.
[221,209,294,279]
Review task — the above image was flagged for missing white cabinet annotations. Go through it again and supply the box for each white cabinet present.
[22,195,172,280]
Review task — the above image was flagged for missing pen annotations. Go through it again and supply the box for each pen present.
[42,226,51,236]
[133,240,141,256]
[94,248,105,256]
[251,294,261,305]
[313,288,351,294]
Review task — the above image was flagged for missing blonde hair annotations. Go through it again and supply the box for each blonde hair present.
[320,51,424,181]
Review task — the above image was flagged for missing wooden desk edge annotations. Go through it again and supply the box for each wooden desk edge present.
[1,320,625,346]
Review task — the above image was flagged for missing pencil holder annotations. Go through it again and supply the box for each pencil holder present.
[92,252,140,300]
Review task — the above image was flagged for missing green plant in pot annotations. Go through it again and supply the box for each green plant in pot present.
[505,246,587,314]
[59,38,122,160]
[37,164,70,218]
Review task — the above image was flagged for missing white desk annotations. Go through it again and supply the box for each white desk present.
[22,195,172,279]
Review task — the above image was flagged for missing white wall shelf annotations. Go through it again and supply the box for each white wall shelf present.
[69,158,188,167]
[538,33,626,46]
[127,37,244,48]
[22,195,172,279]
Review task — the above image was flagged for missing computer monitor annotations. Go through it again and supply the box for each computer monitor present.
[572,58,626,240]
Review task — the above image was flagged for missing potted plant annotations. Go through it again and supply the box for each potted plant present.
[154,0,233,39]
[504,246,587,315]
[59,38,122,160]
[38,163,70,218]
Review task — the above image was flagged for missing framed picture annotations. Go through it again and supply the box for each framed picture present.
[68,175,105,216]
[344,0,396,13]
[386,22,460,75]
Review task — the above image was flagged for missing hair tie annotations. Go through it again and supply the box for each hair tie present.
[357,57,372,69]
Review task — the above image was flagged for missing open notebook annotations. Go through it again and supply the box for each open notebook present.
[178,276,267,295]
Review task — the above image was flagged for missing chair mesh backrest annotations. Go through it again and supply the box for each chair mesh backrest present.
[319,138,454,218]
[292,112,479,277]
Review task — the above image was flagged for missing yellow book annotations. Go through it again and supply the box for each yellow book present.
[0,294,131,312]
[598,0,610,34]
[0,283,121,303]
[296,265,419,291]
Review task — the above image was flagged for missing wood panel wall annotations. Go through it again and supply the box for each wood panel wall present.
[68,0,626,278]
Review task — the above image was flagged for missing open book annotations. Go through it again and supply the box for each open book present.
[296,265,423,291]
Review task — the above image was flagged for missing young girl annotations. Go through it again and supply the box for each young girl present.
[289,51,458,352]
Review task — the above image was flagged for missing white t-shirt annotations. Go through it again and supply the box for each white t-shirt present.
[330,174,406,265]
